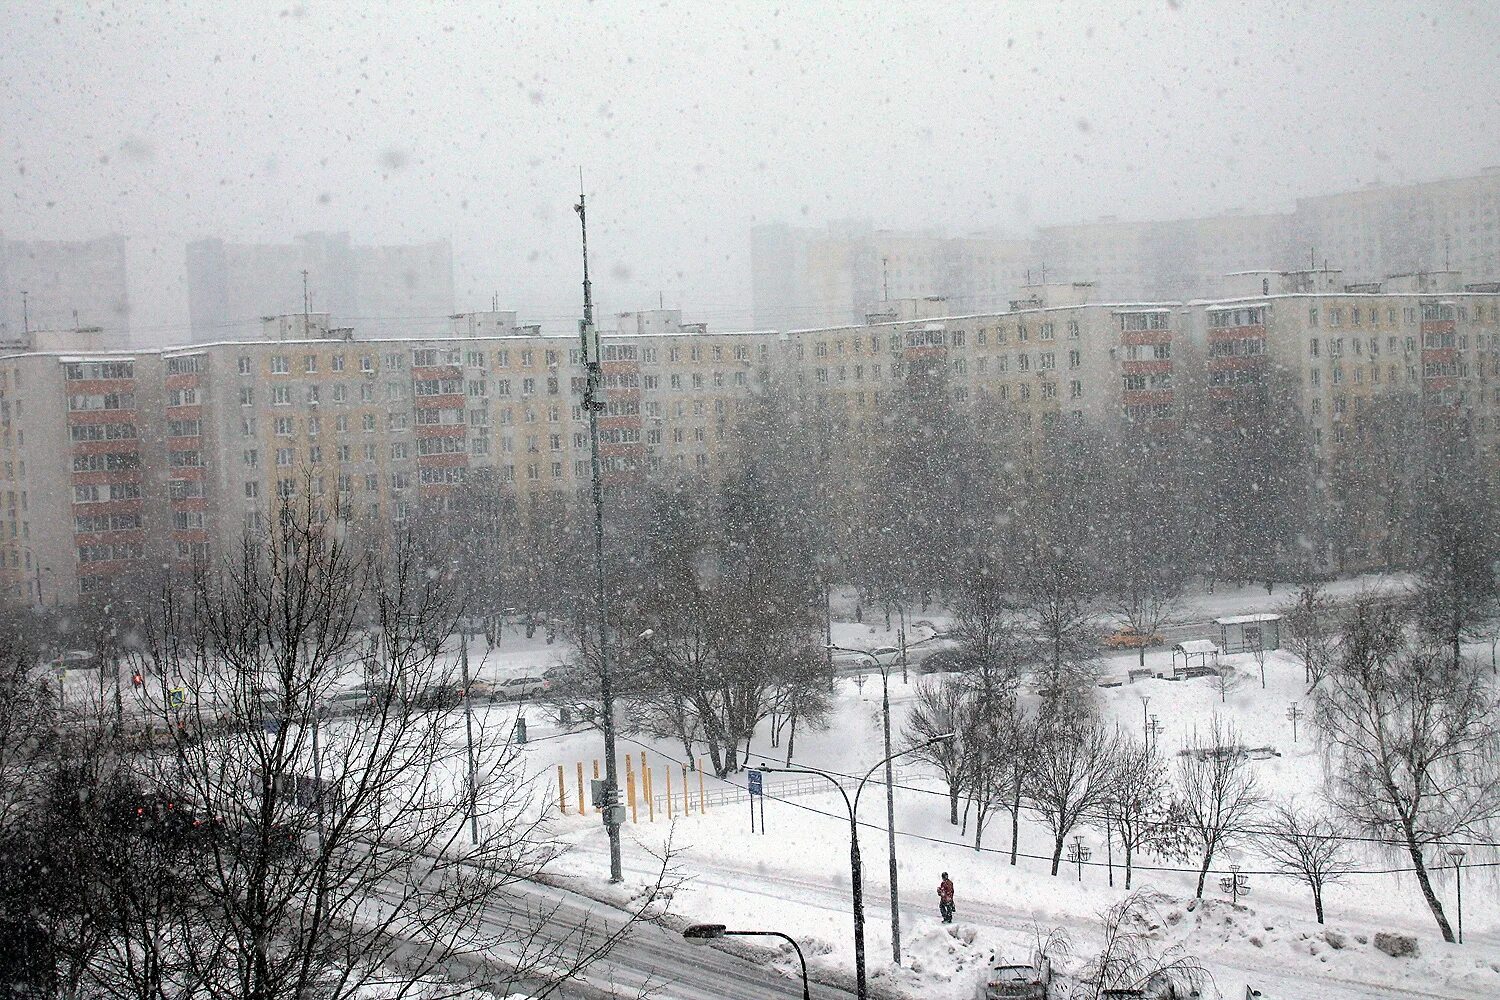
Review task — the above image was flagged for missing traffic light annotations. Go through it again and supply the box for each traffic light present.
[132,671,143,687]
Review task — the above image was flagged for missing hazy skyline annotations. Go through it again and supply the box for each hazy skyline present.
[4,1,1499,342]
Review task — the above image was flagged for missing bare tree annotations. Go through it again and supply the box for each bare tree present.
[1260,799,1355,924]
[120,492,676,999]
[967,695,1035,862]
[1108,736,1184,890]
[1279,581,1339,691]
[1029,704,1120,876]
[1315,600,1500,942]
[1066,891,1211,1000]
[903,677,974,825]
[1175,716,1263,898]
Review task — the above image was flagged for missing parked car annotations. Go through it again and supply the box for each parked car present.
[1105,628,1162,650]
[324,687,373,716]
[975,953,1052,999]
[493,676,550,701]
[460,679,499,701]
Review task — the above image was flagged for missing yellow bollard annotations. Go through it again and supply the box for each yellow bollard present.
[593,759,600,781]
[665,766,674,820]
[577,761,586,815]
[557,765,567,815]
[626,758,638,824]
[682,764,690,815]
[645,766,655,822]
[698,758,706,813]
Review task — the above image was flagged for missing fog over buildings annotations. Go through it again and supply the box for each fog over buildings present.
[2,3,1498,345]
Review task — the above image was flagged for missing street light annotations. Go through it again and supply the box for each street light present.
[1447,847,1466,944]
[683,923,811,1000]
[760,732,954,1000]
[1067,835,1091,882]
[829,642,904,967]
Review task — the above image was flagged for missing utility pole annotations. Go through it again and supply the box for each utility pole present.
[460,635,480,843]
[575,175,625,883]
[1286,702,1301,743]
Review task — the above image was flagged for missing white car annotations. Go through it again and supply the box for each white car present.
[493,676,550,701]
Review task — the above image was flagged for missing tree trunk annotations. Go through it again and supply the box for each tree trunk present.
[785,713,797,765]
[1313,884,1324,924]
[1195,846,1213,899]
[1009,780,1022,866]
[1123,839,1133,890]
[1138,644,1147,669]
[1050,832,1065,876]
[949,786,960,825]
[1406,837,1455,942]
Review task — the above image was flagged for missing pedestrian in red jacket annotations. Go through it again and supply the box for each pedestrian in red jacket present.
[938,872,955,923]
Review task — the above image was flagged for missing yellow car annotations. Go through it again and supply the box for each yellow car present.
[1104,628,1162,650]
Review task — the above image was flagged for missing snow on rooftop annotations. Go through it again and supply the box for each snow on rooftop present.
[1214,613,1282,625]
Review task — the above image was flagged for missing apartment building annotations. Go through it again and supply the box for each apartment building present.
[0,309,783,605]
[3,268,1497,606]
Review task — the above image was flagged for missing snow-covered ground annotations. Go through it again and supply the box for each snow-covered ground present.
[457,603,1500,1000]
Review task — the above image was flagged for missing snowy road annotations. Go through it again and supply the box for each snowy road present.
[489,877,856,999]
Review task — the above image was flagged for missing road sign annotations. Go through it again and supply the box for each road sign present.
[168,688,185,709]
[747,770,765,835]
[748,770,763,795]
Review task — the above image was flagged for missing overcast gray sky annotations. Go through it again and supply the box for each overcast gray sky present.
[4,0,1499,341]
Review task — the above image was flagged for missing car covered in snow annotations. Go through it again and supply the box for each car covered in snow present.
[492,675,550,701]
[975,952,1052,999]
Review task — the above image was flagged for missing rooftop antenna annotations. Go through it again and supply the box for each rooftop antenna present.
[1040,262,1048,283]
[492,291,499,312]
[1309,246,1316,271]
[1444,234,1451,271]
[21,290,29,336]
[659,290,664,310]
[72,308,79,329]
[301,269,311,331]
[882,256,889,302]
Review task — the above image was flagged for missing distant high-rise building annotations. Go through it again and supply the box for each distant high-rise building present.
[185,232,454,342]
[751,221,1030,331]
[0,233,130,345]
[754,168,1500,326]
[1294,168,1500,286]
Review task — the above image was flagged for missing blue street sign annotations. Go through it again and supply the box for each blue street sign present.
[168,688,186,709]
[748,770,763,795]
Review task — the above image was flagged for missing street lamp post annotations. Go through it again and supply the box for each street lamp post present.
[683,924,811,1000]
[829,643,903,966]
[1145,715,1165,755]
[1448,848,1466,944]
[1067,835,1091,882]
[760,732,954,1000]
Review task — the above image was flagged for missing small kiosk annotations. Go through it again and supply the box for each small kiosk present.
[1215,613,1283,654]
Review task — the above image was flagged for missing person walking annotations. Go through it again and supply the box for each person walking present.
[938,872,955,923]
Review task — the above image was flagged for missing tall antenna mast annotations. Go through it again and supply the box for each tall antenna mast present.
[882,257,889,302]
[577,169,594,327]
[20,291,29,336]
[573,171,624,885]
[301,269,311,331]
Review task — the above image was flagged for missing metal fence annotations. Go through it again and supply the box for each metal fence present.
[646,764,925,817]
